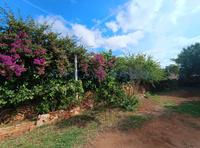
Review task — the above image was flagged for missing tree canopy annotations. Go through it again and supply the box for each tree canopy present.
[175,43,200,80]
[165,64,179,79]
[116,54,165,85]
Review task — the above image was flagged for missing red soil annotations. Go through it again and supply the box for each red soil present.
[87,88,200,148]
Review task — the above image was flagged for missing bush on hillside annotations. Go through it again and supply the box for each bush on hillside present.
[116,54,165,86]
[95,76,138,111]
[175,43,200,81]
[0,9,86,111]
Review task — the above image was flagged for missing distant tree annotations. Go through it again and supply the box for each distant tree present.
[116,54,165,85]
[175,43,200,80]
[165,64,179,79]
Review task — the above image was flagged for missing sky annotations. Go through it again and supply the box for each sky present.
[1,0,200,67]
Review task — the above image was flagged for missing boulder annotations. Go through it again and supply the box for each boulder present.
[36,114,58,127]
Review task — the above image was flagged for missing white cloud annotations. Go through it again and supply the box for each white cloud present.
[36,16,144,50]
[104,0,200,66]
[37,15,70,36]
[109,0,164,33]
[104,31,144,49]
[145,35,200,67]
[105,21,119,33]
[72,24,144,49]
[106,0,200,33]
[173,35,200,47]
[72,24,103,48]
[35,0,200,66]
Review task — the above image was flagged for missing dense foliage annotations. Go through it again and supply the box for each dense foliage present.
[0,9,139,113]
[95,76,138,111]
[116,54,165,85]
[175,43,200,80]
[79,51,138,111]
[165,64,179,79]
[80,50,116,89]
[0,9,85,112]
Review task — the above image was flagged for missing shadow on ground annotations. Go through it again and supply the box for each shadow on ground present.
[117,114,151,132]
[56,114,101,129]
[158,87,200,99]
[165,100,200,117]
[55,107,107,129]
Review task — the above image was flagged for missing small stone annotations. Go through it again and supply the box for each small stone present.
[36,114,50,127]
[70,107,81,116]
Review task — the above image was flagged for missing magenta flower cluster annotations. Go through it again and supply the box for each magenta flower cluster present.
[92,54,106,81]
[33,58,46,75]
[95,66,106,81]
[10,32,32,54]
[0,32,47,79]
[0,54,26,78]
[81,53,115,82]
[34,49,46,56]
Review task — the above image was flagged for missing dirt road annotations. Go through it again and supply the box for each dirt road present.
[87,88,200,148]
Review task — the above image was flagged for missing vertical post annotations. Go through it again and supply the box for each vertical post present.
[75,54,78,81]
[74,54,79,100]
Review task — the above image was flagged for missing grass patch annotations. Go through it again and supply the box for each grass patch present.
[0,112,99,148]
[0,121,98,148]
[0,108,137,148]
[166,101,200,117]
[117,115,151,131]
[145,92,176,107]
[145,92,160,102]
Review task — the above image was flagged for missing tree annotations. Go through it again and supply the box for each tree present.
[165,64,179,79]
[116,54,165,85]
[175,43,200,80]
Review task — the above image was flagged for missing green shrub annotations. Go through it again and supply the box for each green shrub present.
[0,83,34,108]
[95,76,138,111]
[116,54,165,85]
[36,80,84,113]
[119,95,138,111]
[0,80,84,113]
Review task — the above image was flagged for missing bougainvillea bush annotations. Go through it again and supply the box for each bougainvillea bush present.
[80,51,138,111]
[0,9,139,113]
[0,31,47,79]
[80,50,116,89]
[0,10,85,112]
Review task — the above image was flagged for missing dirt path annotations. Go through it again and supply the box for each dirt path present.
[87,88,200,148]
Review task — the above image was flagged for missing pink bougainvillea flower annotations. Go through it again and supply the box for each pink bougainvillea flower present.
[0,54,13,66]
[34,49,46,56]
[14,65,26,77]
[24,48,32,54]
[10,48,17,53]
[33,58,46,65]
[94,54,105,66]
[0,54,26,77]
[33,58,46,75]
[95,66,106,81]
[12,54,20,60]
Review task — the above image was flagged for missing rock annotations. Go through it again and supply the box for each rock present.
[36,114,58,127]
[70,107,81,116]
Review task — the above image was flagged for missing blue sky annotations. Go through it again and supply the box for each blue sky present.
[1,0,200,67]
